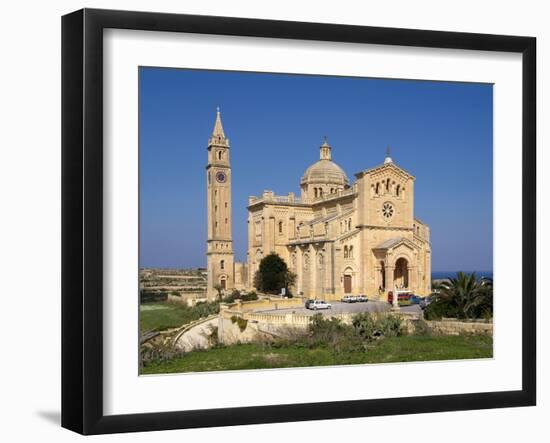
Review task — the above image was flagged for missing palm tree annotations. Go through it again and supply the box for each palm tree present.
[435,272,493,319]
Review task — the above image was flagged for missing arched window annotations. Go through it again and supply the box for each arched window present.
[396,184,401,197]
[319,188,323,197]
[225,218,228,224]
[349,246,354,259]
[215,205,217,212]
[278,220,283,234]
[386,178,390,191]
[218,151,223,160]
[375,183,380,195]
[344,245,349,258]
[314,188,318,198]
[349,218,352,230]
[220,260,225,270]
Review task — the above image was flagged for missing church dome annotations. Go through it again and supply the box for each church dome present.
[300,138,349,187]
[301,159,349,186]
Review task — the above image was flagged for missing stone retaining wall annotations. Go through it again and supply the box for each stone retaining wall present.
[426,319,493,335]
[218,309,492,344]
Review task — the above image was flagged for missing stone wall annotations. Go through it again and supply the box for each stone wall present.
[223,297,304,312]
[217,308,492,345]
[426,318,493,335]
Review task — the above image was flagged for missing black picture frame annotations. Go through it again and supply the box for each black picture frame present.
[62,8,536,435]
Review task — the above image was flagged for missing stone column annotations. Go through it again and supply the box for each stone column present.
[374,264,381,294]
[386,265,399,310]
[409,265,417,292]
[296,247,303,296]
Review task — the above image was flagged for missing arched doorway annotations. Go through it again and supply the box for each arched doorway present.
[220,276,227,290]
[343,267,353,294]
[394,258,409,289]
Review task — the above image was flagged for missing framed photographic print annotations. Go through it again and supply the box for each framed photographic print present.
[61,8,536,435]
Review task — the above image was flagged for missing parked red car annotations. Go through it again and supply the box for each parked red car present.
[387,291,412,304]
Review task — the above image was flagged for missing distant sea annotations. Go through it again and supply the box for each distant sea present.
[432,271,493,280]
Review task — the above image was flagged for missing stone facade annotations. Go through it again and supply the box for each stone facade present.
[247,141,431,300]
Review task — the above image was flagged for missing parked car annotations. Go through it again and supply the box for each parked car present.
[419,296,432,309]
[387,292,412,305]
[309,300,332,310]
[357,295,368,302]
[409,294,421,304]
[304,299,314,309]
[341,295,355,303]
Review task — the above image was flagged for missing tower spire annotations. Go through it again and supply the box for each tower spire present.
[209,107,229,146]
[212,107,225,138]
[384,145,393,164]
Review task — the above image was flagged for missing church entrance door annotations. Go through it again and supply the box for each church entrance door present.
[344,275,352,293]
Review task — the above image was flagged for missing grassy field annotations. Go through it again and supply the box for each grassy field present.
[141,334,493,374]
[140,302,218,333]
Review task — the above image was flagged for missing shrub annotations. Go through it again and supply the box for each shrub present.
[230,315,248,332]
[222,294,235,304]
[241,291,259,302]
[192,301,220,318]
[377,314,403,337]
[140,290,168,303]
[223,290,258,303]
[351,312,402,339]
[308,314,365,354]
[423,298,460,320]
[351,312,379,340]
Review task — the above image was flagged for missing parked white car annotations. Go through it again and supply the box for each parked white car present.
[341,295,355,303]
[309,300,332,310]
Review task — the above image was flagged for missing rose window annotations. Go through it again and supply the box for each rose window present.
[382,202,394,219]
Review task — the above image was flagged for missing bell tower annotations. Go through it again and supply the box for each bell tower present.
[206,108,234,299]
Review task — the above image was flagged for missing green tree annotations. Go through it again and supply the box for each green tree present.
[213,283,223,301]
[426,272,493,320]
[253,253,296,294]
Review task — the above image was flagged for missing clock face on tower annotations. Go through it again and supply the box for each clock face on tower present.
[215,171,227,183]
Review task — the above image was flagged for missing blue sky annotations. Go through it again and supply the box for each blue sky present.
[139,67,493,273]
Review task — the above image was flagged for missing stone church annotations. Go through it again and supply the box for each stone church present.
[206,110,431,300]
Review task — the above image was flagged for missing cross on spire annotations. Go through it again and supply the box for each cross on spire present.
[384,145,393,164]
